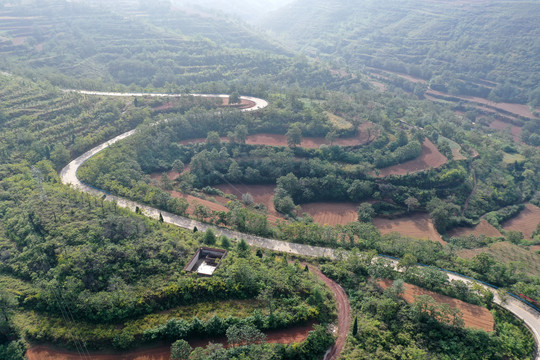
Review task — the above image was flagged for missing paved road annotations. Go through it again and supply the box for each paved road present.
[60,91,540,360]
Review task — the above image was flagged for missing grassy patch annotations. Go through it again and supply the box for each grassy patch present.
[324,111,353,130]
[13,299,268,349]
[503,153,525,164]
[458,241,540,277]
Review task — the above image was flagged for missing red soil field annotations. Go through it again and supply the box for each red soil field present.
[213,184,284,223]
[26,323,315,360]
[378,280,495,332]
[179,123,374,149]
[489,119,522,143]
[376,139,447,177]
[221,97,256,109]
[170,190,229,214]
[447,219,502,238]
[502,203,540,240]
[532,245,540,252]
[301,202,359,226]
[149,170,181,181]
[373,213,446,245]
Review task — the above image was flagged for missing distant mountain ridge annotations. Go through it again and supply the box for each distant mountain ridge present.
[261,0,540,105]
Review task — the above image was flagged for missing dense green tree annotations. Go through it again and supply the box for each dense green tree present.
[171,339,192,360]
[357,203,375,223]
[286,124,302,148]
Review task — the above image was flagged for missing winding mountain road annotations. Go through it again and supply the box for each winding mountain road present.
[60,91,539,360]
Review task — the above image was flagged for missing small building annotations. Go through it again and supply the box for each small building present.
[184,247,227,276]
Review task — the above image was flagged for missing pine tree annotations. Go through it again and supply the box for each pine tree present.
[352,316,358,336]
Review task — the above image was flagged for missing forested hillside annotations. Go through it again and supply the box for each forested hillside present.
[0,0,539,359]
[0,0,323,91]
[262,0,540,105]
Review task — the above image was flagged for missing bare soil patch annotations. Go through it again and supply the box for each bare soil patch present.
[213,184,284,223]
[370,81,387,91]
[179,123,375,149]
[378,280,495,332]
[301,202,359,226]
[170,190,229,214]
[376,139,447,177]
[26,323,315,360]
[221,97,256,109]
[26,265,349,360]
[502,203,540,240]
[489,119,522,143]
[428,90,537,119]
[308,266,350,360]
[448,219,502,238]
[458,242,540,277]
[531,245,540,252]
[373,213,446,245]
[149,170,181,181]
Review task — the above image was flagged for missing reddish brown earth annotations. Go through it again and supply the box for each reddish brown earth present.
[27,266,351,360]
[149,170,181,181]
[489,119,522,143]
[371,81,387,91]
[376,139,447,177]
[428,90,537,119]
[170,190,229,214]
[366,67,537,120]
[179,123,375,148]
[531,245,540,252]
[502,203,540,240]
[301,202,359,226]
[221,97,256,109]
[26,323,315,360]
[213,184,283,223]
[378,280,495,332]
[448,219,502,238]
[373,213,446,245]
[308,266,350,360]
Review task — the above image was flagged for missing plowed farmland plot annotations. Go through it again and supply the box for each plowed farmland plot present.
[179,123,375,148]
[378,280,495,332]
[448,219,502,238]
[373,213,446,245]
[213,184,284,223]
[149,170,181,181]
[502,203,540,240]
[170,190,229,214]
[490,119,522,143]
[301,202,359,226]
[26,323,315,360]
[376,139,447,177]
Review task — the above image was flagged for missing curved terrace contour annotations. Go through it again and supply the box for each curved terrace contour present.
[60,91,540,360]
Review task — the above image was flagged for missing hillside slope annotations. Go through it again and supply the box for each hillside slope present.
[261,0,540,105]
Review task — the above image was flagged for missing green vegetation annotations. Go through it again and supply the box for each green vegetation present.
[0,0,539,358]
[322,253,535,359]
[263,0,540,105]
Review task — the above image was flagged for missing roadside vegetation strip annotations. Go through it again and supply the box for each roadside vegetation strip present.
[60,91,540,360]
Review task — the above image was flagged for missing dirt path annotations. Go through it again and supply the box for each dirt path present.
[308,266,351,360]
[59,90,540,360]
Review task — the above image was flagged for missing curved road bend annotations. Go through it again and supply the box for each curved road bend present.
[60,91,540,360]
